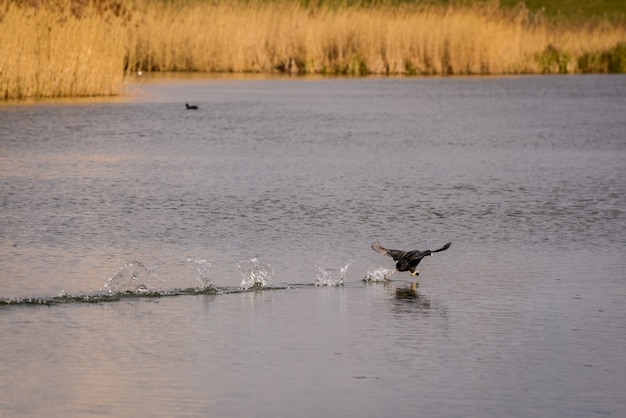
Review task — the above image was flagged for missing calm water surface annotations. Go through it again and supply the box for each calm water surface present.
[1,75,625,417]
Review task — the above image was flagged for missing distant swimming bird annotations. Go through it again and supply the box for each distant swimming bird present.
[371,241,451,277]
[185,103,198,110]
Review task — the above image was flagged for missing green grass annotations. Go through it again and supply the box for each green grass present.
[295,0,626,21]
[499,0,625,21]
[153,0,625,21]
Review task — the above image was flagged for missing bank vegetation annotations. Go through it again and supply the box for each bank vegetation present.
[1,0,625,99]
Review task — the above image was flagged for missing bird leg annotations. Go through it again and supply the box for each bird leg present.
[410,270,420,277]
[384,270,396,279]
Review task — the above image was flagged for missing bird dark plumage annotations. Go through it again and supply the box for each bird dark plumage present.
[185,103,198,110]
[371,241,451,277]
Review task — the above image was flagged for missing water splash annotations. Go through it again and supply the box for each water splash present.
[2,258,289,305]
[187,257,214,290]
[102,260,160,294]
[238,258,273,290]
[363,267,394,282]
[315,261,351,286]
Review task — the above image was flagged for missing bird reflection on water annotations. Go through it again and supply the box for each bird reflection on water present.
[387,281,431,309]
[394,282,420,299]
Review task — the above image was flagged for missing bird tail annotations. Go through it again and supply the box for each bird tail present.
[431,242,451,253]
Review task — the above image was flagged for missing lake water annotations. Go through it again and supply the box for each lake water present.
[1,74,625,417]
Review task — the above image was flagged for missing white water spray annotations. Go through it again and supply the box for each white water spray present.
[187,257,214,289]
[103,260,159,294]
[238,258,274,290]
[363,267,394,282]
[315,261,351,286]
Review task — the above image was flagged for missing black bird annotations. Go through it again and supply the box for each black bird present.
[371,241,451,277]
[185,103,198,110]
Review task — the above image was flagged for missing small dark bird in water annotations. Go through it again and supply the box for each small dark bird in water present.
[371,241,451,277]
[185,103,198,110]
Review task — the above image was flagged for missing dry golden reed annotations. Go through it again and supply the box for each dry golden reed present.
[0,0,127,99]
[1,0,625,99]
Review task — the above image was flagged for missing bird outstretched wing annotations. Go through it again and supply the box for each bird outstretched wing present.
[432,242,451,253]
[371,242,406,261]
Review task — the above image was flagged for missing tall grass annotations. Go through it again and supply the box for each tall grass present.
[127,0,626,75]
[1,0,626,99]
[0,0,127,99]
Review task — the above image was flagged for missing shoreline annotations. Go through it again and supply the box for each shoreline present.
[2,72,623,107]
[1,0,625,100]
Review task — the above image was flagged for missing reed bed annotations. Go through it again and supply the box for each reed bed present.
[128,1,626,75]
[1,0,625,99]
[0,0,127,99]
